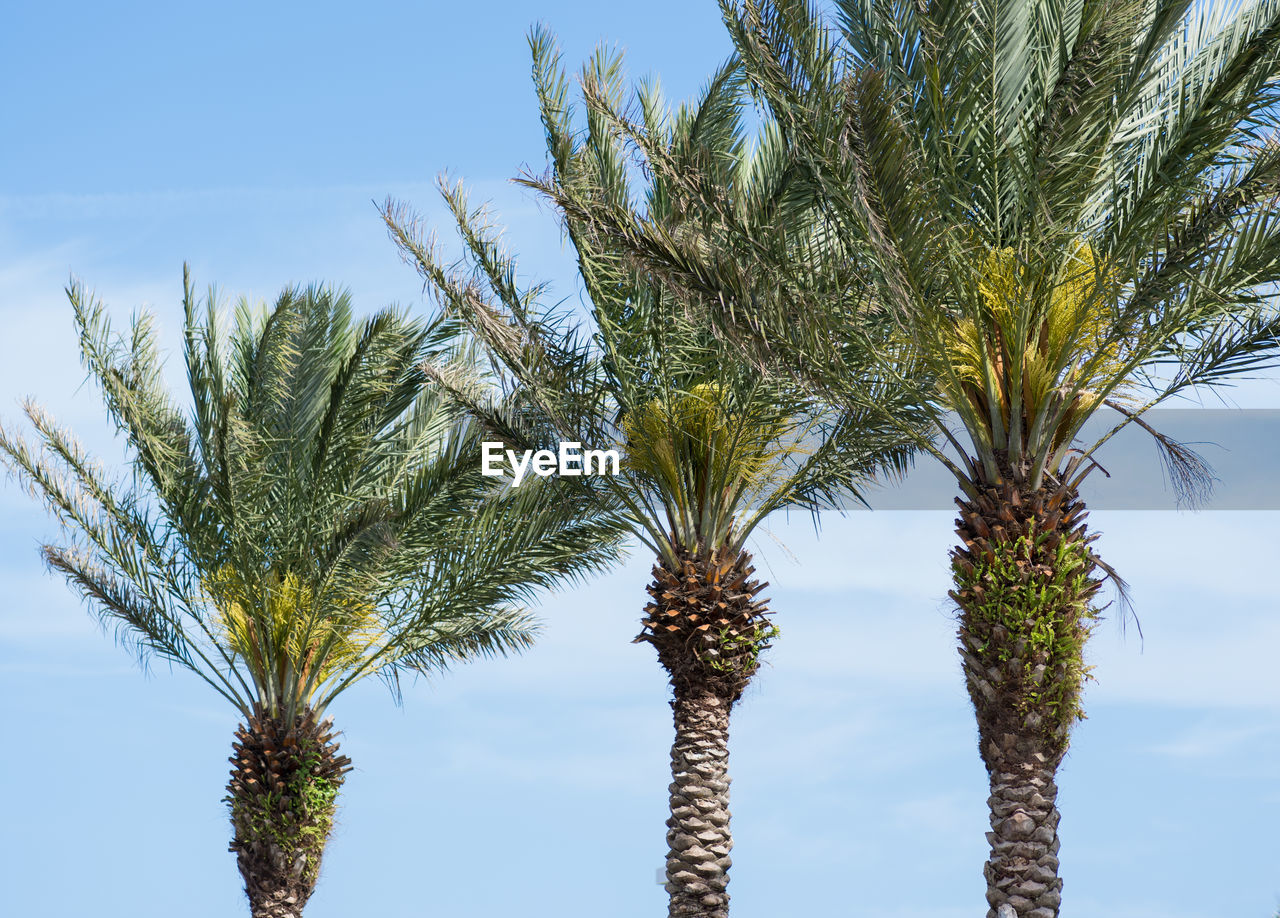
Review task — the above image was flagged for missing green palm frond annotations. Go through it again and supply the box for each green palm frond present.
[704,0,1280,502]
[0,268,627,721]
[385,30,923,569]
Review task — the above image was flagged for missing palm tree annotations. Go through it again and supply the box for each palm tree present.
[383,30,918,918]
[534,1,1280,914]
[0,272,621,918]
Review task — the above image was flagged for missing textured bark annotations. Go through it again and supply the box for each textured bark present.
[951,478,1101,918]
[636,548,772,918]
[985,762,1063,918]
[226,706,351,917]
[246,888,307,918]
[665,689,734,918]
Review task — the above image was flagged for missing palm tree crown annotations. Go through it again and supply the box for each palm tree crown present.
[386,31,917,569]
[1,273,618,720]
[715,0,1280,496]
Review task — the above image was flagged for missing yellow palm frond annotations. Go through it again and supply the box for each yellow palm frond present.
[207,566,386,700]
[622,383,791,490]
[941,243,1128,452]
[620,382,808,554]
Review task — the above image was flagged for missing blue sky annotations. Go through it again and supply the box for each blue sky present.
[2,2,1278,917]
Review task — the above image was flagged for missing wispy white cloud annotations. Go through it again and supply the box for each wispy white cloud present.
[1152,719,1278,759]
[0,661,132,677]
[892,791,981,838]
[0,566,102,642]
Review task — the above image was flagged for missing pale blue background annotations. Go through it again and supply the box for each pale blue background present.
[2,2,1278,916]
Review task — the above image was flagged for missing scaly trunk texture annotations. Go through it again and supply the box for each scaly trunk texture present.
[226,705,352,918]
[950,478,1101,918]
[666,688,733,918]
[637,548,772,918]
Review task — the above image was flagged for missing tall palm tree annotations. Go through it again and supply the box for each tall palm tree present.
[383,30,919,918]
[535,1,1280,914]
[0,272,621,918]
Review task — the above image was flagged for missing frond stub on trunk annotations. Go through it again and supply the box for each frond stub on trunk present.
[636,548,775,704]
[226,705,352,918]
[951,479,1102,918]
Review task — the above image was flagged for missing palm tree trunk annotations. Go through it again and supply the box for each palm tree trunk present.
[242,886,308,918]
[638,549,773,918]
[951,480,1101,918]
[984,756,1062,918]
[226,705,351,918]
[665,687,734,918]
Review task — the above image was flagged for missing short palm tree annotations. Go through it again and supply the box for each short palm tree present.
[536,1,1280,915]
[0,272,621,918]
[383,30,918,918]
